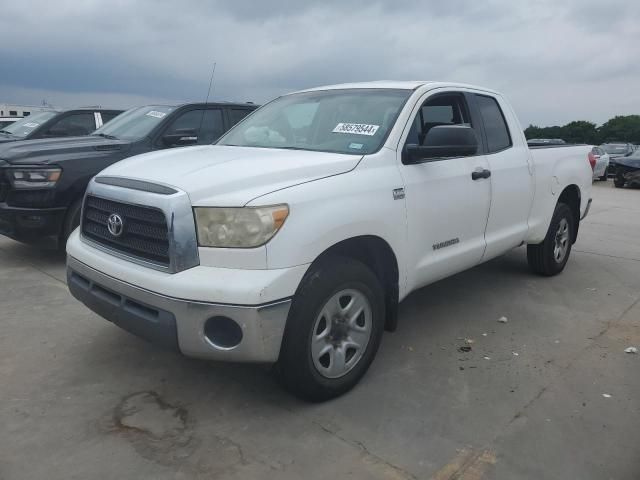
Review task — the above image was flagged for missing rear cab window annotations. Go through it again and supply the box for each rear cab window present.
[228,109,253,127]
[475,95,512,153]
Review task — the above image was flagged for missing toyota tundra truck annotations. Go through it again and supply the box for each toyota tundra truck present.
[66,82,594,401]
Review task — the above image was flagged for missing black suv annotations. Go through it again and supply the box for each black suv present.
[0,102,257,248]
[0,108,123,144]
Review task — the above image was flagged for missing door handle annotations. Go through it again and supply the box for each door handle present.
[471,168,491,180]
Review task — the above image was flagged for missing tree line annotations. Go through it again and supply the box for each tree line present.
[524,115,640,144]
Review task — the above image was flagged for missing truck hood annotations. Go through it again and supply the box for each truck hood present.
[0,136,131,165]
[99,145,362,206]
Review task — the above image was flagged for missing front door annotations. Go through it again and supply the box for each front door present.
[398,91,491,290]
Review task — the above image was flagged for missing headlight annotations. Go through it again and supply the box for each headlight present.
[8,167,62,189]
[194,205,289,248]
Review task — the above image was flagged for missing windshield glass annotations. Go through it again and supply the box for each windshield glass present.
[218,89,412,155]
[1,111,57,137]
[92,105,175,140]
[602,144,630,154]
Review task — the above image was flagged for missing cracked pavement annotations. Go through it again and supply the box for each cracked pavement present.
[1,181,639,479]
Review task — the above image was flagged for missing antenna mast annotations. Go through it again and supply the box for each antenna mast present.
[197,62,217,142]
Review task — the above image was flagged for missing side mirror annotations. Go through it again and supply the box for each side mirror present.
[163,128,198,146]
[404,125,479,163]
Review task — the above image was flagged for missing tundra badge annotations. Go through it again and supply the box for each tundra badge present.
[433,238,459,250]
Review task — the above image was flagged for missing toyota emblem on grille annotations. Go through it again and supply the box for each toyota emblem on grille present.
[107,213,124,237]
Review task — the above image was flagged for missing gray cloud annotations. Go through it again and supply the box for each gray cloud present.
[1,0,639,125]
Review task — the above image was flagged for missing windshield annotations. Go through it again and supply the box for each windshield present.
[1,111,57,137]
[218,89,412,155]
[602,144,630,154]
[92,105,175,140]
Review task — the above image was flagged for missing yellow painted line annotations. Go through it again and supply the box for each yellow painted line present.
[431,448,496,480]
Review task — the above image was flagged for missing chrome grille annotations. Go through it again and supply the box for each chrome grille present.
[81,195,170,266]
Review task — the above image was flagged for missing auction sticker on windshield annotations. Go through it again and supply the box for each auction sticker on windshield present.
[146,111,167,119]
[333,123,379,136]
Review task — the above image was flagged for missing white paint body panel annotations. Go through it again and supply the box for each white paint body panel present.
[73,81,593,306]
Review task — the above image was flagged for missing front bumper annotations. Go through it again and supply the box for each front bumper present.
[0,203,66,247]
[67,255,293,363]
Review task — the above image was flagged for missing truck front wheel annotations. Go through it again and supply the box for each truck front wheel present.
[277,256,385,401]
[527,202,574,276]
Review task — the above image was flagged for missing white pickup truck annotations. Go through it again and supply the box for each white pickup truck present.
[67,81,594,401]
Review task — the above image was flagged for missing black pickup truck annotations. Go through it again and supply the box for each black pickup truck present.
[0,102,257,248]
[0,108,123,144]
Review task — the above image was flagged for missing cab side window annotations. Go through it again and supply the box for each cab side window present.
[162,109,224,147]
[100,112,120,125]
[228,109,252,128]
[475,95,512,153]
[406,94,473,147]
[45,113,96,137]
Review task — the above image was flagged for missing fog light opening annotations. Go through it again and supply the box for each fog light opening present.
[204,316,243,350]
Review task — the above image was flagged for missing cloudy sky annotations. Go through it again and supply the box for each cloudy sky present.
[1,0,639,126]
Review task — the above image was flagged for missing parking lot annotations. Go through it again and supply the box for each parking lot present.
[0,181,638,479]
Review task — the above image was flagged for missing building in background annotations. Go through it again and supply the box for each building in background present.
[0,103,54,118]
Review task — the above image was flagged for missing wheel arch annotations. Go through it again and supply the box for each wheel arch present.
[558,184,581,243]
[304,235,400,332]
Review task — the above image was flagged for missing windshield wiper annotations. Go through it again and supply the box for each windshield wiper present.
[0,130,14,135]
[92,133,119,140]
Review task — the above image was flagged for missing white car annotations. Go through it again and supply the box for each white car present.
[591,146,610,181]
[66,81,594,400]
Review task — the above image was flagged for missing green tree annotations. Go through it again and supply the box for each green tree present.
[598,115,640,144]
[562,121,598,144]
[524,124,564,140]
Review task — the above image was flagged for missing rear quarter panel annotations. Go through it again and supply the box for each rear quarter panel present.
[527,145,593,243]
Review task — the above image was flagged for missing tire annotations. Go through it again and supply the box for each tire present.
[614,178,625,188]
[61,198,83,249]
[599,173,608,182]
[276,256,385,402]
[527,202,574,276]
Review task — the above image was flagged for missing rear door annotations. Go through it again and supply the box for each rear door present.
[473,93,533,260]
[398,90,492,289]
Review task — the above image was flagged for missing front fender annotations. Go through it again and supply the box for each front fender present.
[253,155,409,296]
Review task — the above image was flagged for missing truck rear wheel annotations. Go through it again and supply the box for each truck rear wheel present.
[527,202,574,276]
[276,256,385,401]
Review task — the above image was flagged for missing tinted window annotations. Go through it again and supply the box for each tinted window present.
[46,113,96,136]
[199,109,225,143]
[100,112,120,125]
[166,109,224,144]
[476,95,511,152]
[228,109,252,127]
